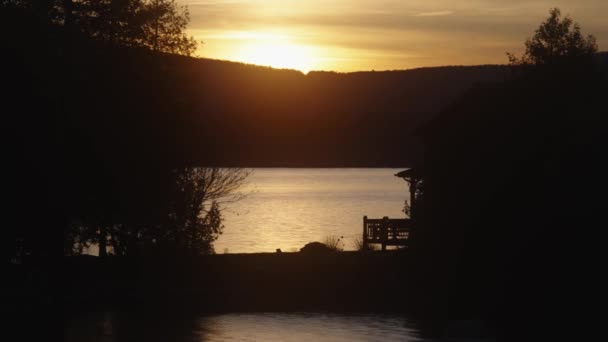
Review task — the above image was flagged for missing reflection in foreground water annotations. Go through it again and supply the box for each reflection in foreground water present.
[66,311,427,342]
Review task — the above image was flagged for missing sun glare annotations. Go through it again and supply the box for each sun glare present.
[230,32,319,73]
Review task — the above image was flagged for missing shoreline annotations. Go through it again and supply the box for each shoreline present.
[9,251,414,314]
[75,251,411,313]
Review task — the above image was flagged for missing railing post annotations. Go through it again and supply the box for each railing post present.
[363,216,368,243]
[382,216,388,251]
[393,219,398,240]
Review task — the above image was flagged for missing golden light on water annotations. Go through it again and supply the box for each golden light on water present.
[216,169,408,253]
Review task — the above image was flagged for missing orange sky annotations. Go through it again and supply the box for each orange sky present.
[179,0,607,72]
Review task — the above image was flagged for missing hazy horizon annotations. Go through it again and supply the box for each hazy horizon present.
[180,0,607,72]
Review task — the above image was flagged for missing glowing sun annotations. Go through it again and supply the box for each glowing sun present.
[231,32,319,73]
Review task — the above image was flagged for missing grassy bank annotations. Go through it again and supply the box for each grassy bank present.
[56,251,412,313]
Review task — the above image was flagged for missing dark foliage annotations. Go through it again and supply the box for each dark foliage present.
[4,0,197,55]
[300,242,335,254]
[507,8,598,66]
[410,10,607,337]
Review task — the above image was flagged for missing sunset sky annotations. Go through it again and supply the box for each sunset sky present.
[180,0,607,73]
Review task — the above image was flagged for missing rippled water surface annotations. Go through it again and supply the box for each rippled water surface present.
[216,168,409,253]
[66,312,428,342]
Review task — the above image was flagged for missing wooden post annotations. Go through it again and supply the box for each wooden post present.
[393,219,398,240]
[409,179,418,220]
[409,181,415,219]
[363,216,368,244]
[382,216,388,251]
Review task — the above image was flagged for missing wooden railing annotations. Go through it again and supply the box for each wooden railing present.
[363,216,412,250]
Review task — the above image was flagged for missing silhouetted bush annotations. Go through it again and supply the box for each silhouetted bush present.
[300,242,334,254]
[353,236,377,252]
[323,235,344,251]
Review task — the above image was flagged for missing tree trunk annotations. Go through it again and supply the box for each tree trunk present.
[63,0,74,29]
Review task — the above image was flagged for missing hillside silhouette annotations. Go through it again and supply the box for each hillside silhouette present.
[3,7,509,170]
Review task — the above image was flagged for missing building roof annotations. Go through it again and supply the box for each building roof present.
[395,168,423,179]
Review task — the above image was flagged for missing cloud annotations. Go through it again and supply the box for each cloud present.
[179,0,608,70]
[414,10,454,17]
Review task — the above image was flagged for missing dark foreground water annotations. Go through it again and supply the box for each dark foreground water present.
[66,311,428,341]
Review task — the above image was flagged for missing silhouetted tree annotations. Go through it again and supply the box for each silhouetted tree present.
[75,0,145,44]
[69,168,251,257]
[139,0,197,55]
[157,167,250,255]
[6,0,198,55]
[507,8,598,66]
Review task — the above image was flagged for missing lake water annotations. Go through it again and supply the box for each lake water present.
[81,168,408,256]
[66,311,428,342]
[216,168,409,253]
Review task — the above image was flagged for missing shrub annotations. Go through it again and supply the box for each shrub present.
[323,235,344,251]
[353,236,377,252]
